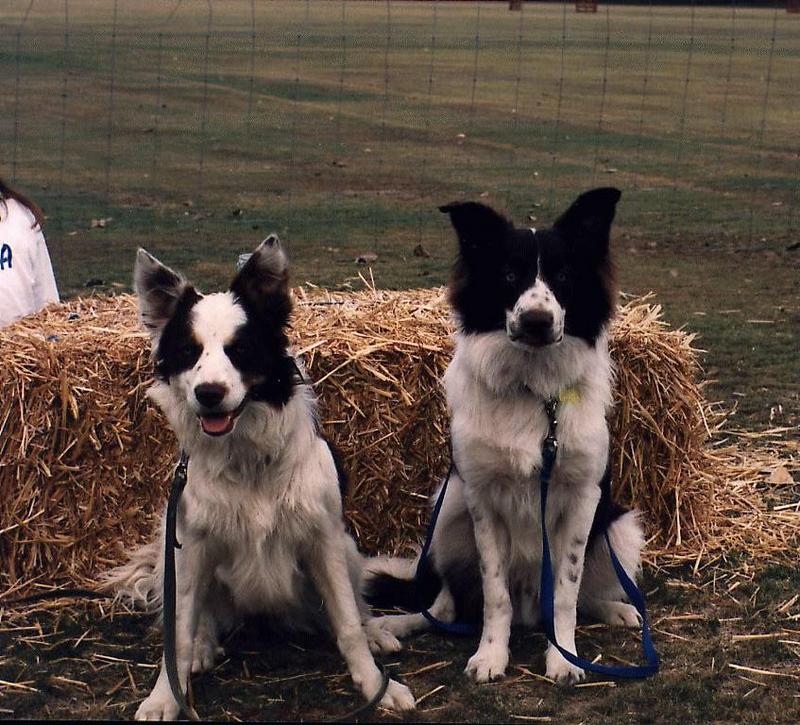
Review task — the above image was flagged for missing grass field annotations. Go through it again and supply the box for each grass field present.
[1,0,798,430]
[1,2,798,722]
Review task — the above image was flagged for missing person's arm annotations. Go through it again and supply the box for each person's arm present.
[32,227,60,307]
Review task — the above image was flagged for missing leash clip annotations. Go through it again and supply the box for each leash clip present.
[543,396,559,462]
[544,397,559,423]
[542,434,558,461]
[174,455,188,483]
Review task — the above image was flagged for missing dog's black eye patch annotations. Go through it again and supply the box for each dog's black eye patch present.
[174,341,203,368]
[501,256,537,303]
[537,230,615,343]
[450,228,540,332]
[224,336,253,368]
[226,306,296,408]
[155,287,202,380]
[539,253,571,293]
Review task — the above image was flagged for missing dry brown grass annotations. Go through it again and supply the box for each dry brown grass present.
[0,289,797,597]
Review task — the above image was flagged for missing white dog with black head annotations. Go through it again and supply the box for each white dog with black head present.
[365,189,645,686]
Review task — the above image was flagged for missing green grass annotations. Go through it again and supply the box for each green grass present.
[2,2,798,273]
[2,1,797,428]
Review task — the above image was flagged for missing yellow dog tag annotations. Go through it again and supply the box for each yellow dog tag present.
[558,386,581,404]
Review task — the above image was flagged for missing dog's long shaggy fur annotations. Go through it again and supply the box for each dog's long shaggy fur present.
[365,188,646,685]
[105,238,415,720]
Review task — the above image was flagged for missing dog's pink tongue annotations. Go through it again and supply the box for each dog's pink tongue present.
[200,414,234,436]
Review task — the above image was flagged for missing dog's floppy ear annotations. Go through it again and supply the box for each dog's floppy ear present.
[440,201,512,262]
[134,248,192,339]
[553,187,621,260]
[230,234,292,326]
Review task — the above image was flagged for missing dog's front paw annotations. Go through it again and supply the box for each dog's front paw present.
[135,689,180,721]
[364,618,403,654]
[379,678,416,712]
[465,645,509,683]
[545,648,585,686]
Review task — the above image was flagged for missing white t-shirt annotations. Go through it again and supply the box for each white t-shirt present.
[0,197,60,328]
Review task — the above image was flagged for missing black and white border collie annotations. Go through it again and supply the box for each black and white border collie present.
[365,188,645,686]
[107,237,415,720]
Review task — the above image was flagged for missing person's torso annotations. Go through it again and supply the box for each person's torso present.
[0,198,44,326]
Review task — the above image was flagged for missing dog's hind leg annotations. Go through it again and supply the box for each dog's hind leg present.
[370,584,457,639]
[360,550,452,644]
[512,578,540,628]
[342,538,405,654]
[578,509,644,628]
[191,612,223,674]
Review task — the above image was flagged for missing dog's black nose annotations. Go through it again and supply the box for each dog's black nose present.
[195,383,227,409]
[519,309,554,337]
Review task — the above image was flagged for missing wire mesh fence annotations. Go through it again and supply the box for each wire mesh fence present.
[1,0,797,295]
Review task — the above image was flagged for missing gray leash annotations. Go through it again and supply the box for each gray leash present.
[163,451,199,721]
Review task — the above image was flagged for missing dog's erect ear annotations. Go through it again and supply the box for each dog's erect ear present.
[134,248,191,339]
[230,234,291,324]
[553,187,621,259]
[440,201,512,262]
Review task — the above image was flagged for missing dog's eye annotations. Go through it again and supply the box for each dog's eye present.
[505,271,517,284]
[180,343,199,359]
[226,341,250,358]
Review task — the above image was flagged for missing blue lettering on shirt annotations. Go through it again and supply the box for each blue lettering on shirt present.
[0,243,12,271]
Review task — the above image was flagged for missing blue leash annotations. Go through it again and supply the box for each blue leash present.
[538,398,659,678]
[415,397,660,679]
[414,459,477,636]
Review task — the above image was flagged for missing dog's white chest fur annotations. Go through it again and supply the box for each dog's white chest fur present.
[442,330,613,566]
[181,458,314,615]
[153,384,343,620]
[445,330,612,482]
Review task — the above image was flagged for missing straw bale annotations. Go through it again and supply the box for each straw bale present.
[0,296,170,594]
[1,289,797,596]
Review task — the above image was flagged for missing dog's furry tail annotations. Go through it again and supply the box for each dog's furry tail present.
[99,534,164,611]
[362,551,441,613]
